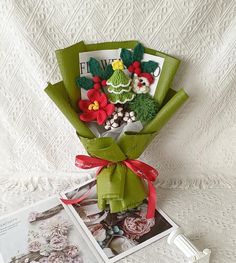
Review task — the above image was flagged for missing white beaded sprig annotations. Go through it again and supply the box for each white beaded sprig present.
[123,111,136,123]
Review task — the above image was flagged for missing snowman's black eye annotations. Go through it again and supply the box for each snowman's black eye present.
[142,83,145,86]
[140,79,143,82]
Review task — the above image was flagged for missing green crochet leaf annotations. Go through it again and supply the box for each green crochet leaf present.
[128,93,160,122]
[101,64,114,80]
[120,48,133,67]
[76,76,94,90]
[89,58,103,77]
[133,43,144,62]
[141,61,159,73]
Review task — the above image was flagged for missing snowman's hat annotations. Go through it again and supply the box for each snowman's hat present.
[139,73,154,85]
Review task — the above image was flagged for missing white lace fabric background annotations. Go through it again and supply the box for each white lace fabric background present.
[0,0,236,262]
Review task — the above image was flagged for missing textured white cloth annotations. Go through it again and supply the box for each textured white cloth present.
[0,0,236,262]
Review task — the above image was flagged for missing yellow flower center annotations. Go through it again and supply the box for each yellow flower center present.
[112,60,124,70]
[88,100,99,111]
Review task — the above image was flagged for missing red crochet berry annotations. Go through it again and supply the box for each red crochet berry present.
[101,80,107,86]
[92,76,101,83]
[94,83,101,90]
[133,61,140,68]
[134,68,142,75]
[128,65,134,73]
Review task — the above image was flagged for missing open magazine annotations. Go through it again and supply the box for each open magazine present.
[0,179,178,263]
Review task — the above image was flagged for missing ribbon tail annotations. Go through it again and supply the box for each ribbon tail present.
[96,166,105,176]
[61,181,95,205]
[61,198,82,205]
[146,181,157,219]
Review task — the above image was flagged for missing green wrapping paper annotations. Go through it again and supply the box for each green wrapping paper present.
[45,82,94,139]
[142,89,188,133]
[45,41,189,213]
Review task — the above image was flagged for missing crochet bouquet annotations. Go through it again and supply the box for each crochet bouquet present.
[45,41,188,218]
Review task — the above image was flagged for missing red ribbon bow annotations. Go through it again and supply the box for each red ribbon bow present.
[63,155,158,219]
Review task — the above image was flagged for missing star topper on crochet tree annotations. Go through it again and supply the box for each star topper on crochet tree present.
[45,41,189,219]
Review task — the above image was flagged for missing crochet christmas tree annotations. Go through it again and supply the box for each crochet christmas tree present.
[106,60,135,104]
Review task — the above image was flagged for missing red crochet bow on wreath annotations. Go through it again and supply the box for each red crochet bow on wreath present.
[62,155,158,219]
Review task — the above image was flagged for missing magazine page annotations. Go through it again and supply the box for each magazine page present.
[0,196,100,263]
[61,179,178,263]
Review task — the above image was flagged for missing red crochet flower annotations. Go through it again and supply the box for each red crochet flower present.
[78,89,115,125]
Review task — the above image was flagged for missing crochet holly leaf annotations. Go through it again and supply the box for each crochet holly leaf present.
[133,43,144,62]
[141,61,159,73]
[89,58,103,77]
[76,76,94,90]
[120,48,133,67]
[101,64,114,80]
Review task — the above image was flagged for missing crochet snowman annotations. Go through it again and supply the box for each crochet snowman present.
[132,72,154,94]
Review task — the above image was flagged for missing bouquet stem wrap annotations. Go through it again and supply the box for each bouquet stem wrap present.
[45,41,189,218]
[67,155,158,219]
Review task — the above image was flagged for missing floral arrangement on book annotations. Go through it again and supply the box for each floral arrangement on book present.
[45,40,189,219]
